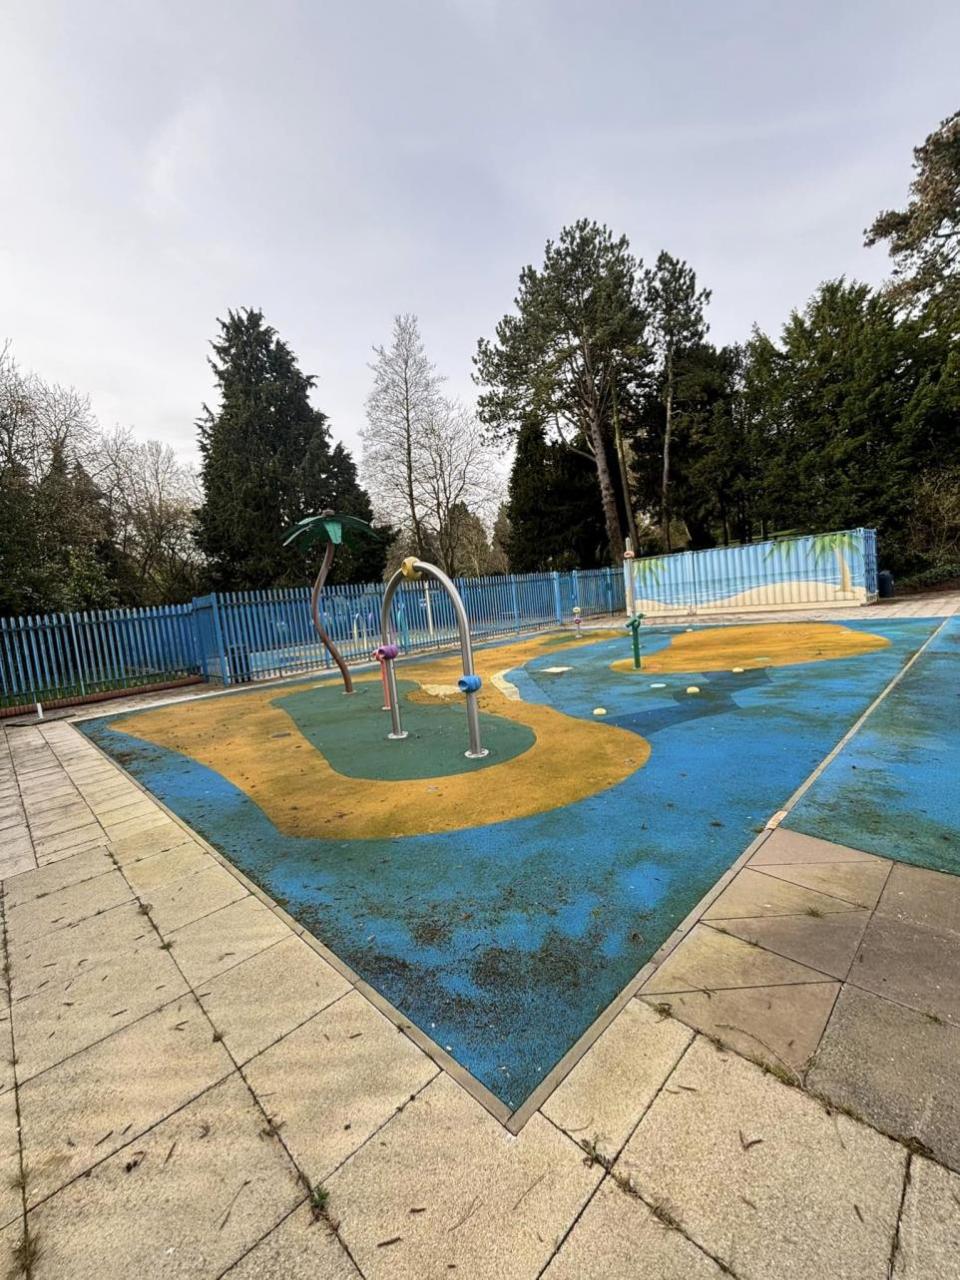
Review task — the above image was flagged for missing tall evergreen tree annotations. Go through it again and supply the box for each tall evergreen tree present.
[643,253,711,549]
[506,420,608,571]
[475,220,651,561]
[741,280,960,568]
[196,309,383,588]
[866,109,960,326]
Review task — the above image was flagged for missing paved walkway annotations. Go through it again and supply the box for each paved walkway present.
[0,598,958,1277]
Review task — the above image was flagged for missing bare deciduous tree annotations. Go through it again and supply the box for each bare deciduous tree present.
[417,399,499,577]
[92,429,201,602]
[361,314,443,556]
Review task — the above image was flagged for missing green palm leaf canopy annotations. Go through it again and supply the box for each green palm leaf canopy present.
[282,511,377,551]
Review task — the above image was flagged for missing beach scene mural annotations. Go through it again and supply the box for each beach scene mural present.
[627,528,879,617]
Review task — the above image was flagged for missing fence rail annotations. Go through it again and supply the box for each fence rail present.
[1,567,624,709]
[625,528,878,617]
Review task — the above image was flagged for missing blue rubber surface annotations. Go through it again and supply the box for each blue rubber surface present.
[787,617,960,873]
[82,619,938,1110]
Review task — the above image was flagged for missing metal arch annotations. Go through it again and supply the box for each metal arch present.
[379,561,488,758]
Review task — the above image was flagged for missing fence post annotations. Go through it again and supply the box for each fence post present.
[571,569,580,610]
[210,593,230,686]
[510,576,520,632]
[67,611,86,696]
[551,572,563,624]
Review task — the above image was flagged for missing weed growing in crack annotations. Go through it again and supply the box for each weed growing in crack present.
[579,1136,612,1171]
[11,1226,40,1278]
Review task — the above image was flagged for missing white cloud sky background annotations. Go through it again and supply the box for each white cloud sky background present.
[2,0,958,471]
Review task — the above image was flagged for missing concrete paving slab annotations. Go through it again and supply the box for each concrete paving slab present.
[893,1155,960,1279]
[807,985,960,1171]
[852,913,960,1025]
[2,845,115,908]
[33,824,106,864]
[542,1177,723,1279]
[641,923,832,994]
[327,1071,602,1280]
[243,990,436,1183]
[641,983,838,1078]
[143,864,249,933]
[9,900,158,996]
[703,867,863,920]
[101,803,173,833]
[0,1086,21,1230]
[0,848,38,879]
[28,807,95,840]
[619,1036,906,1280]
[122,841,212,894]
[753,860,890,910]
[109,821,197,864]
[5,869,132,946]
[0,1221,17,1275]
[876,864,960,939]
[27,1074,302,1279]
[81,781,141,806]
[86,791,153,816]
[198,934,351,1065]
[19,993,234,1204]
[12,928,189,1082]
[0,1006,14,1096]
[225,1202,359,1279]
[92,798,156,826]
[101,811,174,845]
[540,998,692,1162]
[165,895,292,986]
[710,910,870,980]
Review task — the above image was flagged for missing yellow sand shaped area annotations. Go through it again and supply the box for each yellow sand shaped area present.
[114,630,648,840]
[610,621,890,675]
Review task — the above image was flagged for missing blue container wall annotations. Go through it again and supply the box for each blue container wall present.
[626,529,877,617]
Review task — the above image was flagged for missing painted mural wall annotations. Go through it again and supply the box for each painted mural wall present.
[625,529,879,617]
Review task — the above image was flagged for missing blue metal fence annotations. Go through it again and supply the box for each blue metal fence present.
[0,605,200,709]
[625,528,879,618]
[0,567,624,706]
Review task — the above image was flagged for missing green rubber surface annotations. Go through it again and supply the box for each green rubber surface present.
[274,680,535,781]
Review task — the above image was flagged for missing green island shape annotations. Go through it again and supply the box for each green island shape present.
[273,680,535,781]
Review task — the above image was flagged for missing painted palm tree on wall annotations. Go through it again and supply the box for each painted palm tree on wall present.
[282,511,377,693]
[811,531,863,596]
[633,556,665,589]
[764,530,863,597]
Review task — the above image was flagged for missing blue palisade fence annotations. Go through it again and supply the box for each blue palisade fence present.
[0,567,624,709]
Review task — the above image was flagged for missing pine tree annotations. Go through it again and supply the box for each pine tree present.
[475,220,651,561]
[643,253,711,549]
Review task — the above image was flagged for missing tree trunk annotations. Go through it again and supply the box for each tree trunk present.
[660,349,674,552]
[612,383,638,550]
[402,372,425,557]
[586,405,624,561]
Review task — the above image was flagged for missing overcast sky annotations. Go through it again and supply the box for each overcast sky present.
[2,0,958,471]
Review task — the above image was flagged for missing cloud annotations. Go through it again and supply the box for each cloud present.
[142,90,223,220]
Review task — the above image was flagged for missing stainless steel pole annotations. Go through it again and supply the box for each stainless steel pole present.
[413,562,487,759]
[379,570,407,739]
